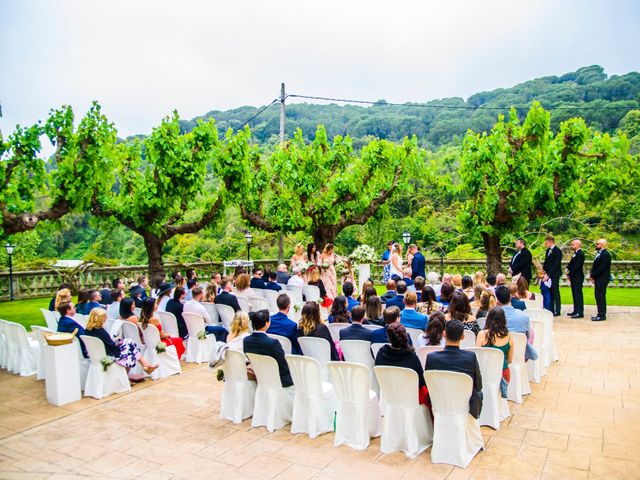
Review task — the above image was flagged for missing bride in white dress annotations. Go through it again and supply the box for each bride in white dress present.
[389,243,404,279]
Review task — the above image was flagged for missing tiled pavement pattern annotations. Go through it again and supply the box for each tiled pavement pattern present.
[0,308,639,480]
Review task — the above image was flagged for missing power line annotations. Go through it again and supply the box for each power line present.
[235,98,279,130]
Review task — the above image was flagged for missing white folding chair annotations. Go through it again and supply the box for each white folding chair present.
[246,353,294,432]
[216,304,235,330]
[0,320,7,370]
[220,350,256,424]
[107,318,124,338]
[527,319,546,383]
[201,302,220,325]
[298,336,331,381]
[302,285,321,302]
[524,308,558,366]
[371,342,388,359]
[460,330,477,349]
[328,361,381,450]
[405,327,423,346]
[1,320,18,372]
[10,322,39,376]
[507,332,531,404]
[340,340,378,394]
[157,311,180,338]
[140,324,181,380]
[262,290,281,314]
[249,296,269,312]
[416,345,443,369]
[182,312,212,363]
[31,325,54,380]
[466,347,510,429]
[106,302,120,320]
[286,354,336,438]
[267,334,292,354]
[236,296,251,312]
[120,321,145,355]
[80,335,130,399]
[374,366,433,458]
[425,370,484,467]
[74,337,90,390]
[284,284,303,304]
[327,323,350,342]
[40,308,59,331]
[73,314,88,328]
[133,307,141,317]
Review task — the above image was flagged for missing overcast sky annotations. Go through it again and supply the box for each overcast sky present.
[1,0,639,138]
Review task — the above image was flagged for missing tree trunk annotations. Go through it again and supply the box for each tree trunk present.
[482,232,504,275]
[312,226,339,253]
[278,234,284,264]
[143,233,166,287]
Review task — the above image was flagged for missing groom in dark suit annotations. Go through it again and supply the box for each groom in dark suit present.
[566,239,585,318]
[509,238,533,284]
[408,244,426,280]
[542,235,563,316]
[590,239,612,322]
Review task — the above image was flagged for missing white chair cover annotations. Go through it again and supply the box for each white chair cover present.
[298,336,331,380]
[523,296,543,309]
[74,337,90,390]
[267,334,292,354]
[362,324,383,331]
[461,330,477,349]
[106,302,120,320]
[370,342,388,359]
[80,335,130,399]
[220,350,256,423]
[524,308,558,366]
[466,347,510,429]
[405,327,423,346]
[157,311,180,337]
[120,321,145,375]
[0,320,7,370]
[140,323,181,379]
[327,323,349,342]
[302,285,321,302]
[507,332,531,403]
[236,296,251,312]
[216,304,235,330]
[107,318,124,338]
[416,345,444,369]
[201,302,220,325]
[246,353,294,432]
[249,296,270,312]
[424,370,484,468]
[328,361,381,450]
[11,322,39,376]
[73,314,88,328]
[286,355,336,438]
[340,339,378,394]
[182,312,212,363]
[374,366,433,458]
[262,290,281,314]
[31,325,53,380]
[527,319,546,383]
[40,308,59,331]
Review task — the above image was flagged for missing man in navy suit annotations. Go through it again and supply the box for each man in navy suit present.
[509,284,527,311]
[400,291,428,330]
[250,268,267,290]
[380,280,397,303]
[409,244,426,280]
[267,294,301,354]
[264,271,283,291]
[56,301,88,358]
[385,280,407,311]
[425,319,483,419]
[342,282,360,312]
[542,235,563,316]
[214,277,241,312]
[371,306,412,345]
[340,306,374,342]
[244,310,293,388]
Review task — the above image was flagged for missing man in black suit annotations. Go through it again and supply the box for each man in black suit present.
[509,238,533,285]
[590,239,612,322]
[250,268,267,290]
[264,271,283,291]
[380,279,398,303]
[339,306,373,342]
[425,320,483,419]
[244,310,293,388]
[542,235,563,316]
[566,239,585,318]
[385,280,407,311]
[214,277,241,312]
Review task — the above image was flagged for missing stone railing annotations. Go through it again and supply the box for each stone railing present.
[1,258,639,301]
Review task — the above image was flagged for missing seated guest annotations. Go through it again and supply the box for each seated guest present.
[417,285,440,315]
[119,297,138,325]
[276,264,291,285]
[186,268,197,281]
[509,284,527,311]
[375,323,428,407]
[250,268,267,290]
[342,282,360,312]
[166,287,187,339]
[426,272,441,297]
[106,288,124,319]
[49,283,71,311]
[495,286,537,361]
[136,275,150,301]
[400,291,428,330]
[357,281,375,303]
[129,284,146,308]
[402,267,416,292]
[227,311,251,352]
[84,290,106,313]
[328,296,351,324]
[496,273,507,287]
[244,309,293,388]
[473,271,486,287]
[452,274,463,290]
[140,297,185,359]
[174,274,186,292]
[515,276,536,301]
[156,283,173,312]
[54,287,72,312]
[475,289,496,322]
[203,283,217,303]
[416,311,446,347]
[185,278,198,301]
[308,268,329,306]
[267,294,301,354]
[486,274,497,292]
[340,306,374,342]
[210,272,222,295]
[186,286,228,342]
[425,319,483,419]
[74,289,92,315]
[287,266,305,288]
[385,280,408,311]
[371,306,412,345]
[297,301,339,361]
[57,301,87,357]
[99,282,113,306]
[84,308,157,381]
[364,295,384,326]
[214,277,241,312]
[462,275,475,300]
[413,276,425,302]
[437,282,454,309]
[380,279,398,303]
[470,284,486,310]
[476,307,513,398]
[446,290,480,336]
[264,271,283,291]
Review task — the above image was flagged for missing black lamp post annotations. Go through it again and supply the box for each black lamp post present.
[5,243,15,301]
[402,231,411,250]
[244,231,253,261]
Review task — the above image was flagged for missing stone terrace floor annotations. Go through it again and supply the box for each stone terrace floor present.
[1,306,639,480]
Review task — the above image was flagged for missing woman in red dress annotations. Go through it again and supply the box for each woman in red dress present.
[139,298,185,359]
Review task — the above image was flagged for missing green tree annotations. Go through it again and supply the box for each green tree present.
[241,126,420,249]
[458,102,632,274]
[92,113,251,284]
[0,103,116,236]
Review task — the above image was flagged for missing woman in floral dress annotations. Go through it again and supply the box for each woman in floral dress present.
[319,243,338,300]
[291,243,307,274]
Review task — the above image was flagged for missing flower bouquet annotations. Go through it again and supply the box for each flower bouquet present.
[349,244,377,264]
[197,330,208,340]
[100,356,115,372]
[155,342,167,354]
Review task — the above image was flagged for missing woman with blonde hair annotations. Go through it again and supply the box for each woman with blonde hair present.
[234,273,256,299]
[291,243,306,272]
[473,271,486,287]
[297,301,339,360]
[227,311,251,351]
[308,268,331,307]
[54,288,72,310]
[475,289,496,322]
[319,243,338,299]
[470,284,486,309]
[203,283,217,303]
[389,243,403,279]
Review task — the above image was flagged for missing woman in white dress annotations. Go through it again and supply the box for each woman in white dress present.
[390,243,404,279]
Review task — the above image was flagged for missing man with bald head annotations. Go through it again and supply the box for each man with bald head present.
[566,239,585,318]
[590,239,611,321]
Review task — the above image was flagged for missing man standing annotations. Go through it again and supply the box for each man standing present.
[409,244,426,280]
[509,238,532,284]
[590,239,611,322]
[542,236,563,316]
[566,239,585,319]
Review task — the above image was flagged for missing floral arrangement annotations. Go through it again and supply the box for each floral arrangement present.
[216,368,225,382]
[321,262,330,270]
[155,342,167,354]
[100,356,115,372]
[293,304,301,313]
[335,261,349,277]
[197,330,208,340]
[301,262,317,273]
[349,244,377,264]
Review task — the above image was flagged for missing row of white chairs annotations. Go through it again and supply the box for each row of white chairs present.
[0,320,40,376]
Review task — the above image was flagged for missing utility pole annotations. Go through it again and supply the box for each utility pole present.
[277,83,286,263]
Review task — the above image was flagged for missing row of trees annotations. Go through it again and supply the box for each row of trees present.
[1,101,634,279]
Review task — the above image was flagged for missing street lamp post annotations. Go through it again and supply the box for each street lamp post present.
[244,231,253,261]
[5,243,15,301]
[402,231,411,250]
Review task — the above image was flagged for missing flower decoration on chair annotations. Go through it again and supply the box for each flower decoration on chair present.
[155,342,167,354]
[349,244,377,264]
[216,368,225,382]
[293,304,301,313]
[197,330,208,341]
[100,356,115,372]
